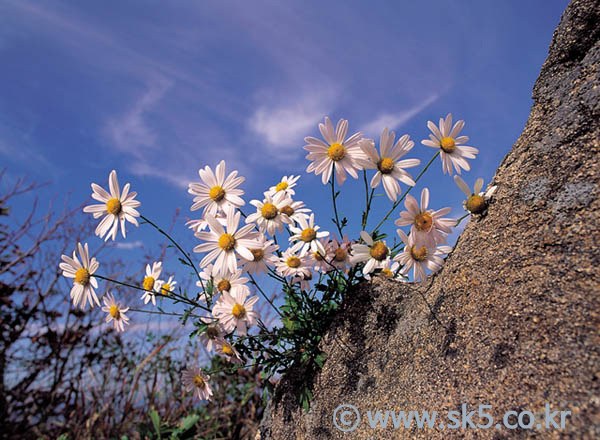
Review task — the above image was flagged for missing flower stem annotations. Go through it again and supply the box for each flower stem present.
[140,214,205,291]
[248,273,283,318]
[330,168,344,238]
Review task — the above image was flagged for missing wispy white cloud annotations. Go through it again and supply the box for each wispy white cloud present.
[105,78,172,156]
[109,240,144,250]
[361,94,439,137]
[247,88,339,154]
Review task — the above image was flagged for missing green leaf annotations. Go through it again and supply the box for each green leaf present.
[149,409,161,439]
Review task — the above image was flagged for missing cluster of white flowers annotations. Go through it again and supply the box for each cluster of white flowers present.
[59,112,497,402]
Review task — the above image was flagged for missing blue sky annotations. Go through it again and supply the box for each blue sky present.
[1,1,568,309]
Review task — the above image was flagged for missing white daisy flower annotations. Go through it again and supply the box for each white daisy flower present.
[83,170,141,241]
[182,367,213,401]
[421,113,479,175]
[188,160,245,216]
[350,231,390,275]
[289,213,329,257]
[454,176,497,215]
[214,338,243,365]
[199,316,225,352]
[394,230,452,284]
[363,259,401,281]
[246,191,293,236]
[199,265,250,296]
[59,242,100,309]
[266,175,300,197]
[357,129,421,201]
[194,208,258,276]
[212,289,260,336]
[240,235,279,275]
[102,292,130,332]
[304,117,363,185]
[140,261,162,306]
[158,275,177,296]
[275,248,311,279]
[278,200,312,226]
[310,238,334,273]
[394,188,454,247]
[329,235,353,271]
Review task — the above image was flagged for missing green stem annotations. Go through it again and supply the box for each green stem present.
[95,274,211,312]
[455,213,470,227]
[248,273,283,318]
[140,215,205,291]
[330,168,344,238]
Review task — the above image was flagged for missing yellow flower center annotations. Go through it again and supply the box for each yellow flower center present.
[106,198,122,215]
[222,343,234,356]
[440,137,456,153]
[74,268,90,286]
[250,248,264,261]
[334,247,347,262]
[209,185,226,202]
[109,305,120,319]
[218,233,236,251]
[327,143,346,161]
[217,279,231,292]
[466,194,486,214]
[280,205,294,216]
[377,157,395,174]
[313,251,324,261]
[369,242,389,261]
[286,256,301,268]
[206,326,220,339]
[414,212,433,232]
[161,283,171,295]
[143,276,155,291]
[193,375,205,388]
[232,303,246,319]
[275,181,288,192]
[381,268,394,277]
[410,245,429,261]
[261,202,278,219]
[300,227,317,242]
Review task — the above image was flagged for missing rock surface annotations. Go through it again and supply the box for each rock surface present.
[259,0,600,438]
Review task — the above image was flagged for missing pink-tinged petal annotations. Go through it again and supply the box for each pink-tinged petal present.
[335,118,348,143]
[304,136,330,148]
[421,139,440,149]
[206,214,225,236]
[109,170,120,199]
[83,204,107,214]
[359,230,373,245]
[427,121,442,140]
[321,161,334,185]
[363,258,376,274]
[449,119,464,138]
[455,135,469,145]
[200,248,221,267]
[382,175,398,201]
[420,188,429,210]
[454,175,471,196]
[404,194,419,215]
[215,160,226,185]
[334,163,347,186]
[370,172,382,188]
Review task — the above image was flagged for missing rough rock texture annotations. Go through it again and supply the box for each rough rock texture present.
[259,0,600,438]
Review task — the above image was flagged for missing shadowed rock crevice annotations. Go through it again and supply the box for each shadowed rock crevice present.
[259,0,599,438]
